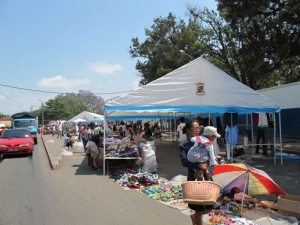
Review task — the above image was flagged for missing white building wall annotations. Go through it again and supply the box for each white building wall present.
[258,81,300,109]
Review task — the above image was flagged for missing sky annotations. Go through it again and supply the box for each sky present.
[0,0,216,116]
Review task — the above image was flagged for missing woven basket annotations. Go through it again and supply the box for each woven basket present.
[181,181,221,205]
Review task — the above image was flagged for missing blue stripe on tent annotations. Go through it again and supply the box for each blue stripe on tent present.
[87,119,104,123]
[107,115,182,121]
[104,105,280,113]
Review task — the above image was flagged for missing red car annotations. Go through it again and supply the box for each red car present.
[0,128,34,156]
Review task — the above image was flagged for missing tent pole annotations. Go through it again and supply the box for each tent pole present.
[103,111,107,175]
[230,113,233,163]
[169,113,172,145]
[278,111,283,165]
[273,112,276,165]
[251,114,254,159]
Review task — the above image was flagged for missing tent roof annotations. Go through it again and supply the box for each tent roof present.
[105,57,280,114]
[106,111,190,121]
[69,111,104,122]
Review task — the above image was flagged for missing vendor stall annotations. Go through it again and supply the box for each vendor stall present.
[103,57,283,176]
[106,166,298,225]
[104,136,139,173]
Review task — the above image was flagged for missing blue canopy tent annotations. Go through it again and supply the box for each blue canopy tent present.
[103,57,282,175]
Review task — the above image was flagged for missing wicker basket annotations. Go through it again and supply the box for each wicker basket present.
[181,181,221,205]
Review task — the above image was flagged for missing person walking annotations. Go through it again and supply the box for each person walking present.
[179,121,218,225]
[51,125,56,137]
[177,117,186,142]
[187,126,219,181]
[57,121,62,138]
[256,113,268,156]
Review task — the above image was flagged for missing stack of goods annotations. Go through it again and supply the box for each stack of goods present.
[207,210,259,225]
[217,199,241,216]
[105,137,139,157]
[139,182,182,202]
[110,169,184,203]
[108,167,139,181]
[115,172,159,189]
[139,140,157,173]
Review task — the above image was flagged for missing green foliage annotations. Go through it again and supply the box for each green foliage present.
[130,13,202,85]
[40,91,105,124]
[215,0,300,88]
[0,113,10,119]
[129,2,299,89]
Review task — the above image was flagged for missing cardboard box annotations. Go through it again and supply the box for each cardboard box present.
[277,194,300,218]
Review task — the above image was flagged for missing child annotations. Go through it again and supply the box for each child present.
[187,126,220,181]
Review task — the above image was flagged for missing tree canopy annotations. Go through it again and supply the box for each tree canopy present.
[130,13,202,85]
[35,91,105,124]
[130,1,299,90]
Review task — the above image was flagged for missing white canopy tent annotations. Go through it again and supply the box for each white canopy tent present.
[69,111,104,122]
[106,110,193,121]
[105,57,279,114]
[103,57,283,174]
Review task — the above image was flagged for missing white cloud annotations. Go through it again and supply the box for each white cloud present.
[37,75,90,89]
[87,62,122,74]
[0,94,5,100]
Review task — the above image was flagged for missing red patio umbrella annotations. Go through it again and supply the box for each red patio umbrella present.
[212,163,286,196]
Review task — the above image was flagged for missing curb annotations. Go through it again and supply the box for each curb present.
[41,135,63,170]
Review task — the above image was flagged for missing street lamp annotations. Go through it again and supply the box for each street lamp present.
[179,49,193,61]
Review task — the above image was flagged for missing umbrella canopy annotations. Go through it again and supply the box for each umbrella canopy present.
[212,163,285,196]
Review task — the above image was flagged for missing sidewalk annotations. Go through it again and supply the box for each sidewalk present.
[41,134,83,170]
[41,134,300,197]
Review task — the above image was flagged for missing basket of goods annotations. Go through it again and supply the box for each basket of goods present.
[181,181,221,205]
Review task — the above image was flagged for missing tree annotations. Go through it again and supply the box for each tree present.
[130,13,202,85]
[0,113,10,119]
[38,91,105,124]
[77,90,105,115]
[130,2,299,90]
[215,0,300,88]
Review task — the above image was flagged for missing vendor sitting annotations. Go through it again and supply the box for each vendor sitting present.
[141,122,153,141]
[64,133,75,149]
[230,187,259,206]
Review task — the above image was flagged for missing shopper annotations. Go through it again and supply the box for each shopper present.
[179,121,218,225]
[177,117,186,142]
[187,126,219,181]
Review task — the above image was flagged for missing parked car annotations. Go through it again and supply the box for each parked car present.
[0,128,34,156]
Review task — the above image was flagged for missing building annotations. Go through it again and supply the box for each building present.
[0,117,12,128]
[258,81,300,138]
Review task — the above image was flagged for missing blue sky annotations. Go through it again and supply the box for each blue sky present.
[0,0,216,116]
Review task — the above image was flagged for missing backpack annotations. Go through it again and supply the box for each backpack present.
[187,136,212,163]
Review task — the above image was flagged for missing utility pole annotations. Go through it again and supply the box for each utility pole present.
[41,102,44,127]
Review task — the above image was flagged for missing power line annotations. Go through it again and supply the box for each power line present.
[0,83,132,95]
[0,92,27,107]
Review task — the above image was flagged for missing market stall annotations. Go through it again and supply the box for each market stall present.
[103,57,283,176]
[106,166,298,225]
[104,135,139,173]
